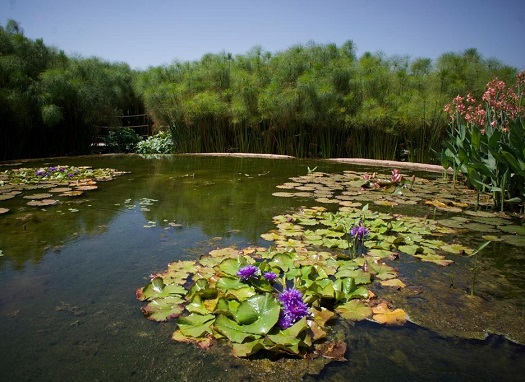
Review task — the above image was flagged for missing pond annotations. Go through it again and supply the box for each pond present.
[1,154,524,381]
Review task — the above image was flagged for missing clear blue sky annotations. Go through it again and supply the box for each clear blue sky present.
[2,0,524,71]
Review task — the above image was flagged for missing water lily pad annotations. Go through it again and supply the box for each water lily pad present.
[374,200,399,207]
[59,190,84,197]
[380,278,406,289]
[335,299,372,321]
[498,225,525,235]
[500,235,525,247]
[0,193,17,201]
[176,313,215,338]
[75,185,98,191]
[465,223,499,233]
[413,253,453,266]
[272,192,295,198]
[49,187,72,193]
[141,295,186,321]
[27,199,58,207]
[372,302,408,325]
[23,193,53,200]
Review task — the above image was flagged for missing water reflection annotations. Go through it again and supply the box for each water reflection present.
[0,154,524,381]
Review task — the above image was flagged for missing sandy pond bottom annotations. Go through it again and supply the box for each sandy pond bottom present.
[0,154,524,381]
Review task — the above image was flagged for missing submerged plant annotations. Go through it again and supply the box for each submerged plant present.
[468,241,492,296]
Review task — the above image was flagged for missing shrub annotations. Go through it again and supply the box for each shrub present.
[105,127,141,153]
[135,131,174,154]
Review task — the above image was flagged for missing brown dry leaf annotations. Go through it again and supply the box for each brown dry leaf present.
[0,207,9,215]
[315,340,347,361]
[372,302,408,325]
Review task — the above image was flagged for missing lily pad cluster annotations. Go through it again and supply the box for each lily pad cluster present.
[273,170,492,212]
[262,205,471,266]
[137,244,408,359]
[0,165,128,211]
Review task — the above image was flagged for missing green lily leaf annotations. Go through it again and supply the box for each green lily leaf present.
[214,314,260,343]
[266,318,309,355]
[136,277,187,301]
[346,286,369,299]
[224,286,257,301]
[269,253,294,271]
[335,299,372,321]
[398,244,424,255]
[141,296,186,322]
[231,339,266,357]
[177,313,215,338]
[234,294,281,334]
[219,257,250,277]
[334,268,371,284]
[187,278,218,300]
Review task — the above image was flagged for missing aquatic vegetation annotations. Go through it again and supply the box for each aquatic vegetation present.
[137,242,408,360]
[442,72,525,212]
[137,165,525,367]
[0,165,128,210]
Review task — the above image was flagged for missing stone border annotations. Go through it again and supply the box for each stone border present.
[326,158,450,174]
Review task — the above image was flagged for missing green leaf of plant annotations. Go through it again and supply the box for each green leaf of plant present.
[335,299,372,321]
[141,296,186,322]
[234,294,281,334]
[231,339,266,357]
[214,314,260,343]
[177,313,215,338]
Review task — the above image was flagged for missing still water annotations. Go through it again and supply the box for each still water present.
[0,154,524,381]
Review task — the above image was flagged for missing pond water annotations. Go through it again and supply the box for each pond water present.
[1,154,524,381]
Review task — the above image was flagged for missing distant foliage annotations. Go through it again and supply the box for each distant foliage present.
[134,42,519,163]
[105,128,141,153]
[0,19,143,160]
[135,131,174,154]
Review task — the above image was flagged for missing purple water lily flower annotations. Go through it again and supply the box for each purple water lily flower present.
[350,225,369,240]
[236,265,259,280]
[263,271,277,282]
[278,288,309,329]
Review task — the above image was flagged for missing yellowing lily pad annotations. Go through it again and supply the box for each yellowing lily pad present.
[372,302,408,325]
[380,278,406,289]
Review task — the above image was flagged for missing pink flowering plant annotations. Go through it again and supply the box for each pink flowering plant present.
[442,71,525,211]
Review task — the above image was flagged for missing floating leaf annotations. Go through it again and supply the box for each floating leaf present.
[0,207,9,215]
[335,299,372,321]
[372,303,408,325]
[498,225,525,235]
[214,314,259,343]
[413,253,453,266]
[141,296,185,321]
[23,193,53,200]
[27,199,58,207]
[380,278,406,289]
[177,313,215,338]
[233,294,281,332]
